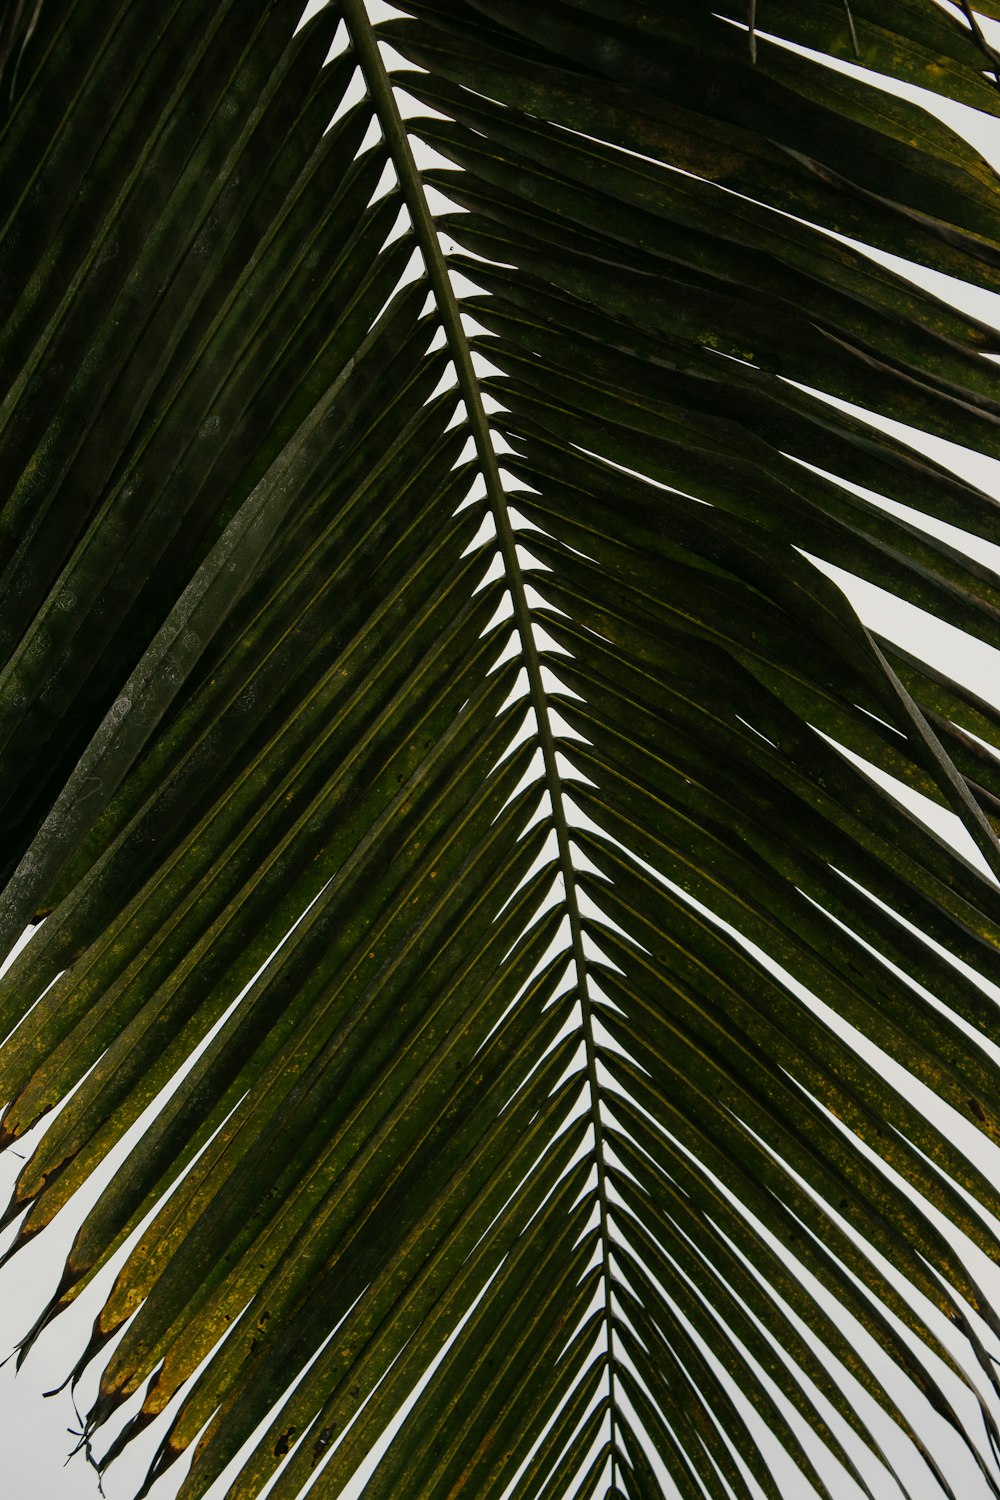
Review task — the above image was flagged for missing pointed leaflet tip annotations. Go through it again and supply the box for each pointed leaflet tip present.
[842,1,859,58]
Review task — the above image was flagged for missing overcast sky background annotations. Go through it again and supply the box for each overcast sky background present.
[3,7,1000,1499]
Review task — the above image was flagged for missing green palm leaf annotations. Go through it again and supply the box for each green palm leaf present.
[3,2,1000,1496]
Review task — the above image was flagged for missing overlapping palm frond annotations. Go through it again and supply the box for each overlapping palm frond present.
[3,1,1000,1496]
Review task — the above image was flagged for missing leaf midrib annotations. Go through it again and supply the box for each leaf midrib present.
[340,0,621,1479]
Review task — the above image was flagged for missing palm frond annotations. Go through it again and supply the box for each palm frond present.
[3,2,1000,1497]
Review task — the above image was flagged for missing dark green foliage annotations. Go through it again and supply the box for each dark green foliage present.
[2,2,1000,1496]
